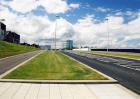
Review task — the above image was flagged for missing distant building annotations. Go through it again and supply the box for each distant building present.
[4,31,20,44]
[31,44,39,48]
[63,40,73,50]
[40,45,51,50]
[0,22,6,40]
[20,43,31,46]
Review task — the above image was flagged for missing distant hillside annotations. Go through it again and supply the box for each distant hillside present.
[0,41,40,59]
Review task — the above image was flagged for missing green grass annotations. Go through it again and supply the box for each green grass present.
[3,51,108,80]
[0,41,40,59]
[84,51,140,59]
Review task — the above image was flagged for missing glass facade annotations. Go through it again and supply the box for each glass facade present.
[66,40,73,50]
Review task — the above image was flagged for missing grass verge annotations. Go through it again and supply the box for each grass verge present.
[85,51,140,60]
[3,51,108,80]
[0,41,40,59]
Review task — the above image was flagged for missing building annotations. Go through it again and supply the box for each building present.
[0,22,6,40]
[63,40,73,50]
[4,31,20,44]
[66,40,73,50]
[40,45,51,50]
[20,43,31,46]
[31,44,39,48]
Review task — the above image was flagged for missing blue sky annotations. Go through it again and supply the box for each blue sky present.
[0,0,140,48]
[34,0,140,22]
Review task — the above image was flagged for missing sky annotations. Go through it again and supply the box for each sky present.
[0,0,140,49]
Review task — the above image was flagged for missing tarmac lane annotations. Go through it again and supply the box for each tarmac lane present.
[61,51,140,94]
[0,50,42,75]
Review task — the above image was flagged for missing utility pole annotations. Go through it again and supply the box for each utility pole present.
[105,18,109,52]
[54,15,59,50]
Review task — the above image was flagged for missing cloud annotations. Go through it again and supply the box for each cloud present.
[0,5,75,47]
[69,4,80,8]
[115,12,123,16]
[38,0,69,14]
[125,11,133,16]
[95,7,111,12]
[0,0,79,14]
[0,0,38,13]
[73,14,140,48]
[0,4,140,48]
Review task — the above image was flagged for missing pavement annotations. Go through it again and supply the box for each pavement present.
[61,51,140,94]
[0,82,139,99]
[0,50,42,75]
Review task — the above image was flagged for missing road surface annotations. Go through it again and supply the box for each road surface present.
[0,51,42,75]
[61,51,140,94]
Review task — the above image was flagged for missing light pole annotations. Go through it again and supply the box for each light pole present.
[105,18,109,52]
[54,15,59,50]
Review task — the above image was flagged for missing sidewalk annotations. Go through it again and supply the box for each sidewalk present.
[0,82,139,99]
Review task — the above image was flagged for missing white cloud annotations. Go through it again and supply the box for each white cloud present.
[0,4,140,48]
[114,10,139,19]
[0,5,75,48]
[115,12,123,16]
[69,4,80,8]
[73,14,140,48]
[0,0,38,13]
[0,0,79,14]
[125,11,133,16]
[38,0,69,14]
[95,7,111,12]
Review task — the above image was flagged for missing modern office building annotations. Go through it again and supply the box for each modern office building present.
[64,40,73,50]
[0,22,6,40]
[4,31,20,44]
[40,45,51,50]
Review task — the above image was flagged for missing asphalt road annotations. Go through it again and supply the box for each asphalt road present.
[0,50,42,75]
[61,50,140,94]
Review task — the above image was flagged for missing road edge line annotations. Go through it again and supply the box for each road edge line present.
[84,51,140,61]
[0,50,41,61]
[0,50,45,79]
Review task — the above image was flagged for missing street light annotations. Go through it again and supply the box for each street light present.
[105,18,109,52]
[54,15,59,50]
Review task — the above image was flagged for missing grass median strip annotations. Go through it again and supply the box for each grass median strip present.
[83,51,140,60]
[3,51,107,80]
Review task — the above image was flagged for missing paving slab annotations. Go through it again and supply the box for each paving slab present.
[0,82,139,99]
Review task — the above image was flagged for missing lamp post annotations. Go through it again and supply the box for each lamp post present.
[105,18,109,52]
[54,15,59,50]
